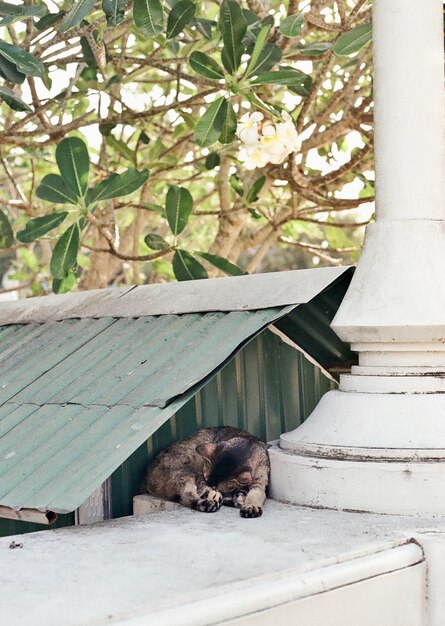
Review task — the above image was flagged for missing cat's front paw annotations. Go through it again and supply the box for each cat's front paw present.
[240,505,262,518]
[196,489,223,513]
[232,491,247,509]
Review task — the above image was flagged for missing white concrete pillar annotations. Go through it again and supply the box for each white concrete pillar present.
[270,0,445,515]
[373,0,444,221]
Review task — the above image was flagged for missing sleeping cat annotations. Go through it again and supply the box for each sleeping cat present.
[143,426,270,518]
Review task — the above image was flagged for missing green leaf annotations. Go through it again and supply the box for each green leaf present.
[0,208,14,248]
[106,135,135,163]
[0,2,47,26]
[245,43,281,78]
[36,11,64,30]
[333,22,372,56]
[218,100,237,144]
[36,174,79,205]
[0,85,31,111]
[80,31,101,69]
[251,67,312,95]
[16,212,69,244]
[0,41,44,79]
[193,17,215,40]
[53,269,76,294]
[50,223,80,279]
[80,66,97,81]
[141,202,163,213]
[248,208,262,220]
[0,54,25,83]
[172,249,208,281]
[189,51,224,80]
[0,1,41,17]
[41,69,52,90]
[250,68,311,86]
[17,248,38,271]
[144,232,170,251]
[229,173,243,196]
[245,175,265,203]
[139,130,150,144]
[166,0,195,38]
[87,168,149,204]
[56,137,90,197]
[244,91,281,117]
[133,0,164,37]
[196,252,246,276]
[165,185,193,235]
[324,225,354,249]
[279,13,303,38]
[295,41,332,56]
[167,39,179,55]
[102,0,126,26]
[59,0,96,32]
[205,152,220,169]
[244,12,272,45]
[242,7,261,28]
[219,0,247,74]
[194,96,227,147]
[244,24,271,77]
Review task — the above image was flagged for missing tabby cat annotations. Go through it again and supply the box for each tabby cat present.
[143,426,270,518]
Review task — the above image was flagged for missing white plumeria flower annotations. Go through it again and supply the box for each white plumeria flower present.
[259,125,289,164]
[237,110,301,169]
[236,111,264,146]
[260,124,288,164]
[241,144,270,170]
[276,111,302,153]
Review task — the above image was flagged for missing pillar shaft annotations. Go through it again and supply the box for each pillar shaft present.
[373,0,444,221]
[332,0,445,344]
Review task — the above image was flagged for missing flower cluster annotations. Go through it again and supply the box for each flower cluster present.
[236,111,302,170]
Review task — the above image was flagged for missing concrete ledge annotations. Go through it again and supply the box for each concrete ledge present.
[133,494,182,515]
[0,500,436,626]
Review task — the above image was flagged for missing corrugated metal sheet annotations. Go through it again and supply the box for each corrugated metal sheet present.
[274,271,356,375]
[0,307,294,515]
[111,328,335,518]
[0,268,354,523]
[0,266,353,323]
[0,400,193,514]
[1,309,293,408]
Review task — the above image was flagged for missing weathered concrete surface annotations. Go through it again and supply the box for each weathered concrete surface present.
[0,500,439,625]
[133,493,181,515]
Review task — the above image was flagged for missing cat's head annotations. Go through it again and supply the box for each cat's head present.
[196,437,254,495]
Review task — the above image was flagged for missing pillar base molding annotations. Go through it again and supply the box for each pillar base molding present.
[270,387,445,516]
[269,444,445,516]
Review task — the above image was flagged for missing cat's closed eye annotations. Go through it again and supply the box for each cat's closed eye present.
[237,471,252,485]
[226,479,239,491]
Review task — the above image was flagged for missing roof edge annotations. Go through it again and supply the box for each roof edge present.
[0,267,353,325]
[0,504,57,525]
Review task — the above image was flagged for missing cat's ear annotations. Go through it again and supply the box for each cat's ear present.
[196,443,217,461]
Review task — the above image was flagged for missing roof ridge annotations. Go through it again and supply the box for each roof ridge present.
[0,267,353,325]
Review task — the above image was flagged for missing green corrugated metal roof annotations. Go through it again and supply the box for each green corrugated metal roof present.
[0,267,355,522]
[0,400,192,515]
[0,308,293,517]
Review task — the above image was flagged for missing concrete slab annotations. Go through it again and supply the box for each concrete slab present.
[0,500,438,625]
